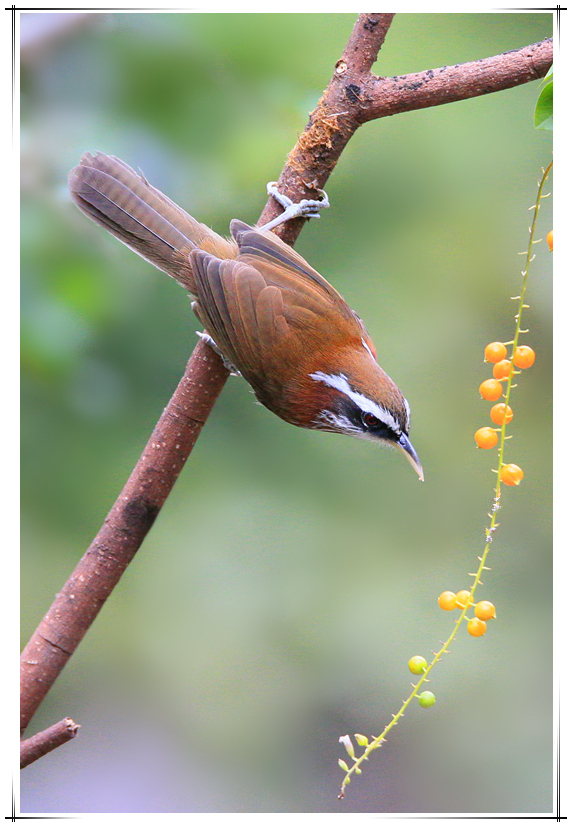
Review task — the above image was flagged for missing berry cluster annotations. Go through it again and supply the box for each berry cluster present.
[474,340,536,485]
[438,590,496,636]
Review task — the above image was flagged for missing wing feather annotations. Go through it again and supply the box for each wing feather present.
[191,250,281,378]
[231,219,347,309]
[255,285,289,350]
[231,220,374,350]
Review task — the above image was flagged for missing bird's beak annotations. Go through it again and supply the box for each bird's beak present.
[397,433,424,481]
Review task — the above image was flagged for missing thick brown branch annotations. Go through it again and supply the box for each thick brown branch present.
[257,13,396,243]
[258,33,552,246]
[21,13,552,752]
[20,718,80,768]
[20,340,229,734]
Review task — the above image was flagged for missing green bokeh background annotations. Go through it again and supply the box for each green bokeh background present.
[20,12,553,814]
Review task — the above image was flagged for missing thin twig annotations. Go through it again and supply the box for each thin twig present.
[20,718,80,768]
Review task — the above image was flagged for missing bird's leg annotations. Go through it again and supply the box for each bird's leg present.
[259,182,330,231]
[195,330,241,376]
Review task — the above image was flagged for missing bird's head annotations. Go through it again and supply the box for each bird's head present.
[302,345,424,480]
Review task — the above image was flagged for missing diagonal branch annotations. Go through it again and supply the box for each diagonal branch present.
[20,13,553,749]
[21,340,229,734]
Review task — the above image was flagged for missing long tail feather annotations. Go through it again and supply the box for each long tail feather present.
[68,152,236,293]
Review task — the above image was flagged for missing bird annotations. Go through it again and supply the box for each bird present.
[68,152,423,480]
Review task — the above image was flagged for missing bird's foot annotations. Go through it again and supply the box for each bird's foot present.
[260,182,330,231]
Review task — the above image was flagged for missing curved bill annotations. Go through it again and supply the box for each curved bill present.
[397,433,424,481]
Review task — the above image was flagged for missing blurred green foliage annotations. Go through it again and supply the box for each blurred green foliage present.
[535,65,553,130]
[21,12,552,814]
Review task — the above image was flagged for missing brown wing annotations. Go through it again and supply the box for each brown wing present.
[68,152,237,292]
[191,222,377,410]
[191,249,293,406]
[231,220,377,357]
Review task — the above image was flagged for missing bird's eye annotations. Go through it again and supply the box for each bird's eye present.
[361,412,381,429]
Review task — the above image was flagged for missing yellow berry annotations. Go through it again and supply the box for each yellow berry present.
[500,463,524,486]
[475,600,496,621]
[479,379,503,401]
[547,230,553,251]
[490,403,513,426]
[467,617,487,637]
[484,342,507,363]
[438,591,458,611]
[408,655,428,675]
[455,589,472,609]
[493,360,512,380]
[513,345,535,369]
[474,427,498,449]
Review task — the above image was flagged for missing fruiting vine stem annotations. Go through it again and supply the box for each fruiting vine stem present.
[497,160,553,493]
[338,161,553,800]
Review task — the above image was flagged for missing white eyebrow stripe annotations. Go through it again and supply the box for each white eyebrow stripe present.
[403,396,411,432]
[361,338,375,360]
[309,371,402,434]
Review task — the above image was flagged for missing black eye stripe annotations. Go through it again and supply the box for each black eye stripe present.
[309,371,407,436]
[361,412,394,439]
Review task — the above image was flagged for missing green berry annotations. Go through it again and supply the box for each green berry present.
[418,691,436,708]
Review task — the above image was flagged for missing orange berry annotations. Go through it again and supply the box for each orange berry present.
[500,463,524,486]
[547,230,553,251]
[493,360,512,380]
[474,427,498,449]
[456,589,472,609]
[475,600,496,621]
[490,403,513,426]
[479,379,503,401]
[438,591,458,611]
[484,342,507,363]
[513,345,535,369]
[467,617,487,637]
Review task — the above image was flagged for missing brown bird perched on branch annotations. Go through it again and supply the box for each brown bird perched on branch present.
[68,152,423,480]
